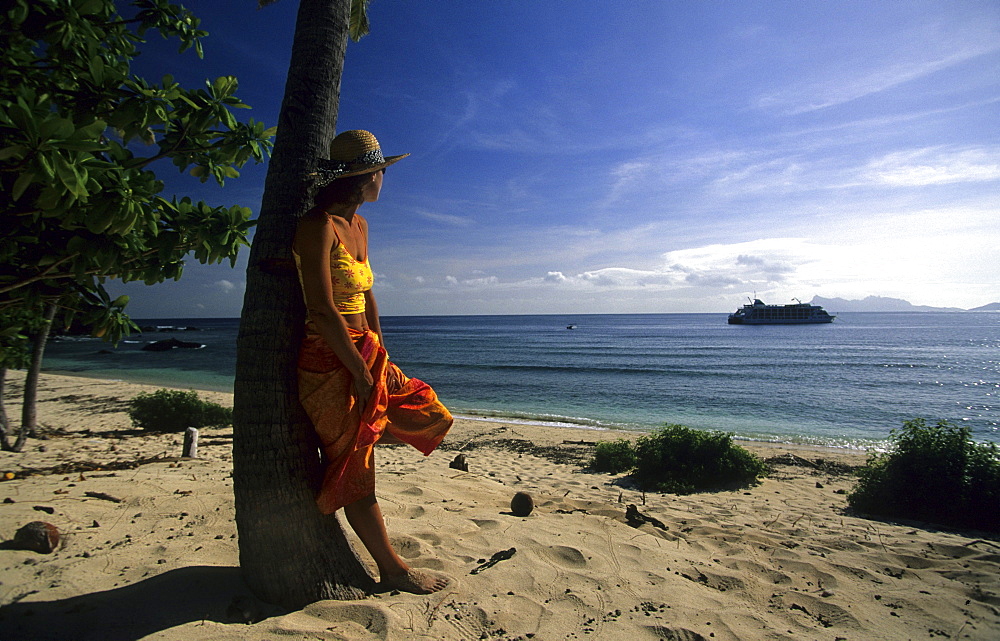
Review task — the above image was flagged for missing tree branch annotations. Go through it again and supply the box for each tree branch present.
[0,253,81,296]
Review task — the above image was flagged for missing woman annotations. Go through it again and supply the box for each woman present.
[294,130,453,594]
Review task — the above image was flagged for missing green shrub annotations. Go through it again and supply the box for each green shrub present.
[848,419,1000,532]
[589,424,768,494]
[590,438,637,474]
[128,389,233,432]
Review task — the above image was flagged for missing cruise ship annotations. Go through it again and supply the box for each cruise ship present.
[727,299,835,325]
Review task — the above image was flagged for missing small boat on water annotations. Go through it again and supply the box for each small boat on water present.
[727,298,835,325]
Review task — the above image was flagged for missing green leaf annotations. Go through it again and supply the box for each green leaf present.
[211,76,238,98]
[36,153,55,179]
[78,119,108,139]
[56,140,107,152]
[76,0,105,16]
[85,208,115,234]
[39,117,75,141]
[12,171,35,201]
[88,55,105,84]
[0,145,28,161]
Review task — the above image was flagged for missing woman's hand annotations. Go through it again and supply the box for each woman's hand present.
[353,370,375,414]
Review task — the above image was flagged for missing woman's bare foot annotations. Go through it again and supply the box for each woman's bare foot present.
[381,569,450,594]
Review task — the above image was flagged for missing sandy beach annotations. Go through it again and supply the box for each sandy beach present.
[1,371,998,640]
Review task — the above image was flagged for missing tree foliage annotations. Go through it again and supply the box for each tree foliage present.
[848,419,1000,532]
[0,0,275,349]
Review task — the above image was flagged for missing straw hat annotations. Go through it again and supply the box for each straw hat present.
[311,130,408,186]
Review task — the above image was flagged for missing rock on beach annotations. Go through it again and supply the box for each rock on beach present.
[12,521,60,553]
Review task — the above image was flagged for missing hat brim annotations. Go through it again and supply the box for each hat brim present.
[311,153,409,187]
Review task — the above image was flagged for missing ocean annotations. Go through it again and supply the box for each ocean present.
[42,312,1000,450]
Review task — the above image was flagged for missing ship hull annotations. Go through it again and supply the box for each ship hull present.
[728,316,834,325]
[727,299,835,325]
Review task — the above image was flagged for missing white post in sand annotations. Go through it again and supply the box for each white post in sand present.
[182,427,199,458]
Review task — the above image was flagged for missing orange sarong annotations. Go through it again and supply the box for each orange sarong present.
[297,329,453,514]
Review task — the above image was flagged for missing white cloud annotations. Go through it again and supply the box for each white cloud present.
[523,229,998,310]
[211,280,237,293]
[545,271,568,282]
[865,147,1000,186]
[602,160,655,206]
[443,275,499,288]
[415,209,474,226]
[755,42,999,115]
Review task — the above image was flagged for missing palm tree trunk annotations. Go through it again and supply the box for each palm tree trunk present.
[16,301,57,450]
[233,0,374,607]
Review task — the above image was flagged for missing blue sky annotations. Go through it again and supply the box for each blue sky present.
[109,0,1000,317]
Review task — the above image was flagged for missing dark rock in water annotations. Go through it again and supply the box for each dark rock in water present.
[97,349,114,354]
[449,453,469,472]
[12,521,60,553]
[142,337,205,352]
[510,491,534,517]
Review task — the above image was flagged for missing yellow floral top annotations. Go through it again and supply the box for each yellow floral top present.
[293,228,374,316]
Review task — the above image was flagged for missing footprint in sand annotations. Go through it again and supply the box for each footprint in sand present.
[414,532,442,546]
[541,545,588,568]
[388,534,423,559]
[718,558,791,586]
[403,504,425,519]
[778,592,860,631]
[269,602,391,641]
[676,565,746,593]
[470,518,501,530]
[643,625,709,641]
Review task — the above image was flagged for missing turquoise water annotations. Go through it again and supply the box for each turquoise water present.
[43,312,1000,449]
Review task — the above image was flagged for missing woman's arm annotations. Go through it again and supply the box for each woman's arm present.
[294,210,374,403]
[364,289,383,346]
[357,216,385,347]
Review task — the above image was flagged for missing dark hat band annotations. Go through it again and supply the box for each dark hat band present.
[317,148,385,175]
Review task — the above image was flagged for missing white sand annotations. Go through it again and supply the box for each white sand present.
[1,371,998,640]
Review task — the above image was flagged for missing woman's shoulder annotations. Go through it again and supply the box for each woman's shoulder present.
[294,208,333,252]
[300,207,331,225]
[356,213,369,236]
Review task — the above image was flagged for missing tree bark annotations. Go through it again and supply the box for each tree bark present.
[0,367,10,451]
[233,0,375,608]
[16,301,57,451]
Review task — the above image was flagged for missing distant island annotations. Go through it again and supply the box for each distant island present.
[809,296,1000,313]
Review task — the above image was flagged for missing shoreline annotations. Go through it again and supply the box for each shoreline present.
[39,367,882,454]
[3,372,998,640]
